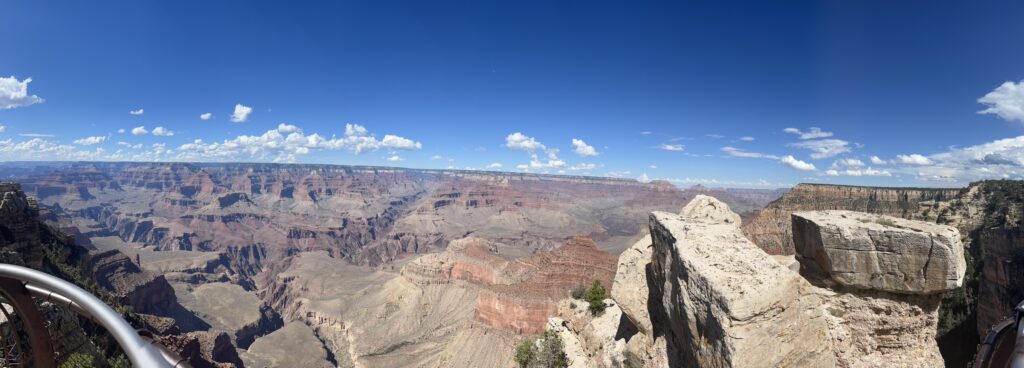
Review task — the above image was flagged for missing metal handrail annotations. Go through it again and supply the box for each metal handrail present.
[0,264,172,367]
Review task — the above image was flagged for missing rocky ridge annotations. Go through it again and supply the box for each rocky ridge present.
[552,195,966,368]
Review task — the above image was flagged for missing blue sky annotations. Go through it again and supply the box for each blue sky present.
[2,1,1024,188]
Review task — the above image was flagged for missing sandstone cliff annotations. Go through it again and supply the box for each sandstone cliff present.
[744,184,959,255]
[552,195,967,368]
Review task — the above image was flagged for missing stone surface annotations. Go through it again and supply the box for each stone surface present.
[792,210,965,295]
[648,210,835,368]
[679,194,742,225]
[743,184,959,255]
[611,235,653,335]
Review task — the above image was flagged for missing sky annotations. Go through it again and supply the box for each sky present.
[2,1,1024,188]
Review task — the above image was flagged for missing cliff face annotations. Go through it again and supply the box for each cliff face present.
[743,184,959,255]
[552,196,966,368]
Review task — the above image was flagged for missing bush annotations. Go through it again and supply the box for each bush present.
[585,280,608,316]
[514,331,568,368]
[570,284,586,299]
[60,353,95,368]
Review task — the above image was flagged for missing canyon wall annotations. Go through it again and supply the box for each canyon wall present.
[743,183,959,255]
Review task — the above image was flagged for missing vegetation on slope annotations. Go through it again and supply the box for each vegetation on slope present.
[514,330,568,368]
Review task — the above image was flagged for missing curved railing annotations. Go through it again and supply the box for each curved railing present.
[0,264,186,368]
[974,300,1024,368]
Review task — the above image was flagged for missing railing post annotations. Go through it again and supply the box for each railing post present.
[0,277,56,368]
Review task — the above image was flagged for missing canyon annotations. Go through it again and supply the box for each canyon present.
[4,161,1021,367]
[0,161,785,367]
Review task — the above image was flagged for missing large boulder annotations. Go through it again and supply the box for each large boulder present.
[679,194,742,226]
[611,235,653,335]
[791,210,965,295]
[648,211,835,368]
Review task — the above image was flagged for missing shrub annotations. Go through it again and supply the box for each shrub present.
[60,353,95,368]
[570,284,586,299]
[585,280,608,316]
[514,331,568,368]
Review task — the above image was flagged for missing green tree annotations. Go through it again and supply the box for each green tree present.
[514,331,568,368]
[585,280,607,315]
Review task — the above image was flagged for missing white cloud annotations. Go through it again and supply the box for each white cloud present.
[721,146,778,159]
[870,156,887,165]
[783,127,833,139]
[894,154,933,166]
[571,138,598,157]
[649,165,657,169]
[505,132,545,151]
[129,109,144,115]
[637,173,651,183]
[739,136,755,141]
[780,155,816,171]
[0,76,44,109]
[789,139,850,159]
[832,158,865,168]
[231,104,253,123]
[175,123,420,162]
[567,163,598,171]
[200,112,213,121]
[658,144,684,152]
[525,149,566,170]
[386,155,403,161]
[706,134,724,139]
[131,126,148,136]
[117,141,142,149]
[430,155,445,160]
[639,131,652,135]
[74,136,106,145]
[0,125,5,133]
[978,80,1024,123]
[117,128,126,134]
[19,133,54,138]
[381,134,422,150]
[276,123,299,133]
[152,126,174,136]
[487,163,502,169]
[826,169,840,176]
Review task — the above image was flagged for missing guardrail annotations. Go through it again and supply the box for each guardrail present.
[0,264,186,367]
[974,300,1024,368]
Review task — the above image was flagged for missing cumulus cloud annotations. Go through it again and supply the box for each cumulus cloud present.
[231,104,253,123]
[131,126,148,136]
[739,136,755,141]
[870,156,887,165]
[130,109,144,115]
[152,126,174,137]
[525,149,566,170]
[487,163,502,169]
[637,173,651,183]
[0,125,5,133]
[567,163,598,171]
[832,158,865,168]
[783,127,833,139]
[894,154,933,166]
[381,134,422,150]
[0,76,44,109]
[571,138,598,157]
[721,146,778,159]
[780,155,816,171]
[117,128,126,134]
[658,144,684,152]
[176,123,421,162]
[827,167,891,177]
[19,133,54,138]
[706,134,724,139]
[386,155,403,161]
[117,141,142,149]
[200,112,213,121]
[978,80,1024,123]
[505,132,545,152]
[430,155,445,161]
[789,139,850,159]
[74,136,106,145]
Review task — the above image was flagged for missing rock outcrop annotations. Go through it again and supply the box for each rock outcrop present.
[648,210,835,367]
[792,211,965,295]
[791,211,966,367]
[611,235,653,335]
[743,184,959,255]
